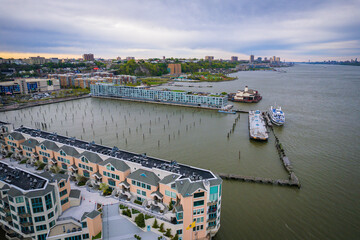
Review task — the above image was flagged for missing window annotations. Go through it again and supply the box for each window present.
[61,198,69,205]
[10,205,15,211]
[49,220,55,228]
[209,186,218,202]
[82,221,87,228]
[65,236,82,240]
[81,156,89,163]
[171,192,177,198]
[17,206,25,214]
[142,191,146,196]
[83,171,89,178]
[12,214,17,221]
[36,224,47,231]
[45,194,52,210]
[35,216,45,222]
[48,212,54,219]
[136,182,140,187]
[60,189,68,197]
[14,223,19,229]
[171,183,176,189]
[108,179,115,187]
[177,229,183,235]
[60,150,66,156]
[137,189,141,194]
[8,196,13,202]
[194,192,204,198]
[132,180,136,185]
[83,233,90,239]
[40,145,47,150]
[193,200,204,207]
[31,198,43,213]
[37,234,47,240]
[165,190,170,196]
[62,163,67,170]
[59,181,65,188]
[141,183,146,188]
[147,185,151,190]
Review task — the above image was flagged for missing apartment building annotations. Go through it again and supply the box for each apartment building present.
[167,64,182,75]
[1,132,102,240]
[91,84,228,109]
[2,126,222,240]
[82,54,94,62]
[0,79,60,94]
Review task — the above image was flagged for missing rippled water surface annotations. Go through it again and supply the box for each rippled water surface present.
[1,64,360,239]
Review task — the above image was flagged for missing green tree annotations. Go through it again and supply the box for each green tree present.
[159,223,165,233]
[164,228,172,237]
[99,183,109,192]
[172,234,179,240]
[135,213,145,228]
[152,218,159,228]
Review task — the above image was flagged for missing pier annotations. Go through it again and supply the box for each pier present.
[219,110,301,188]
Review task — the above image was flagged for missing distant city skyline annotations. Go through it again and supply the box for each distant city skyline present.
[0,0,359,61]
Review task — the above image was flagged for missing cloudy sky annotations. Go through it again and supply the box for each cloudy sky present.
[0,0,359,61]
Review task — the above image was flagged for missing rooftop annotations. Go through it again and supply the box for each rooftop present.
[15,126,215,181]
[47,222,82,237]
[0,161,47,191]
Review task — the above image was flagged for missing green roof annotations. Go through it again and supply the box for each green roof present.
[99,158,130,172]
[76,151,103,164]
[40,140,60,151]
[127,169,160,186]
[21,138,39,148]
[59,145,79,156]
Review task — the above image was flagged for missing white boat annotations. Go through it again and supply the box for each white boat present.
[248,110,268,141]
[218,104,236,114]
[269,106,285,126]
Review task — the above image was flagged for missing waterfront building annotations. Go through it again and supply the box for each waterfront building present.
[167,63,182,75]
[91,84,228,109]
[82,54,94,61]
[2,126,223,240]
[0,79,60,95]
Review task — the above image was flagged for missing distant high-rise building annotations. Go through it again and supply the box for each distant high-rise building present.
[231,56,238,62]
[264,57,268,61]
[205,56,214,61]
[25,56,46,65]
[126,57,135,61]
[167,63,181,75]
[83,53,94,61]
[257,57,262,62]
[250,55,254,63]
[275,57,280,62]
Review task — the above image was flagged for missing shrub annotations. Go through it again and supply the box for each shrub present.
[134,200,142,205]
[119,204,127,210]
[134,235,141,240]
[152,219,159,228]
[37,162,46,170]
[132,209,140,214]
[172,234,179,240]
[168,201,173,211]
[19,159,27,164]
[122,209,131,218]
[159,223,165,233]
[135,213,145,228]
[103,188,112,196]
[164,228,172,238]
[145,215,153,220]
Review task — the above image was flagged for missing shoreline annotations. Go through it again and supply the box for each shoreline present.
[0,94,90,112]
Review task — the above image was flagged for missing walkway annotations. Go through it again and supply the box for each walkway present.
[102,204,161,240]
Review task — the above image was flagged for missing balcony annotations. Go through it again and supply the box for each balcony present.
[20,221,33,227]
[4,215,12,222]
[207,201,217,207]
[207,225,216,230]
[207,217,216,223]
[18,212,31,218]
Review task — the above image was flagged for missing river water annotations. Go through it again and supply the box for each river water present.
[1,64,359,239]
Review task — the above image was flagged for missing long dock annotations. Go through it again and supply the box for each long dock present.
[218,173,300,188]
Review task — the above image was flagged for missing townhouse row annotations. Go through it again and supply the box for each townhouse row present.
[2,126,222,240]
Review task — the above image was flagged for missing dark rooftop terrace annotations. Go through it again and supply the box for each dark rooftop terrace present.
[15,126,215,181]
[0,162,47,191]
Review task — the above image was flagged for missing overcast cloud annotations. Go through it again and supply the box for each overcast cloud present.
[0,0,359,61]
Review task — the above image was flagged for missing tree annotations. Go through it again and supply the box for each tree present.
[152,218,159,228]
[134,234,142,240]
[172,234,179,240]
[164,228,172,238]
[168,200,173,211]
[99,183,109,192]
[159,223,165,233]
[135,213,145,228]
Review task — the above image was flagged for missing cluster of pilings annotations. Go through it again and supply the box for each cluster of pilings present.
[227,113,241,139]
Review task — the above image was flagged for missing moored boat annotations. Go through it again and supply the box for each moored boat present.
[218,104,236,114]
[248,110,268,141]
[229,86,262,103]
[269,106,285,126]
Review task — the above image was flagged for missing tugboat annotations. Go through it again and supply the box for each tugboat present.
[218,105,236,114]
[248,110,268,141]
[268,106,285,126]
[229,86,262,103]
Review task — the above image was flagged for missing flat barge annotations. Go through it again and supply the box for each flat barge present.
[248,110,268,141]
